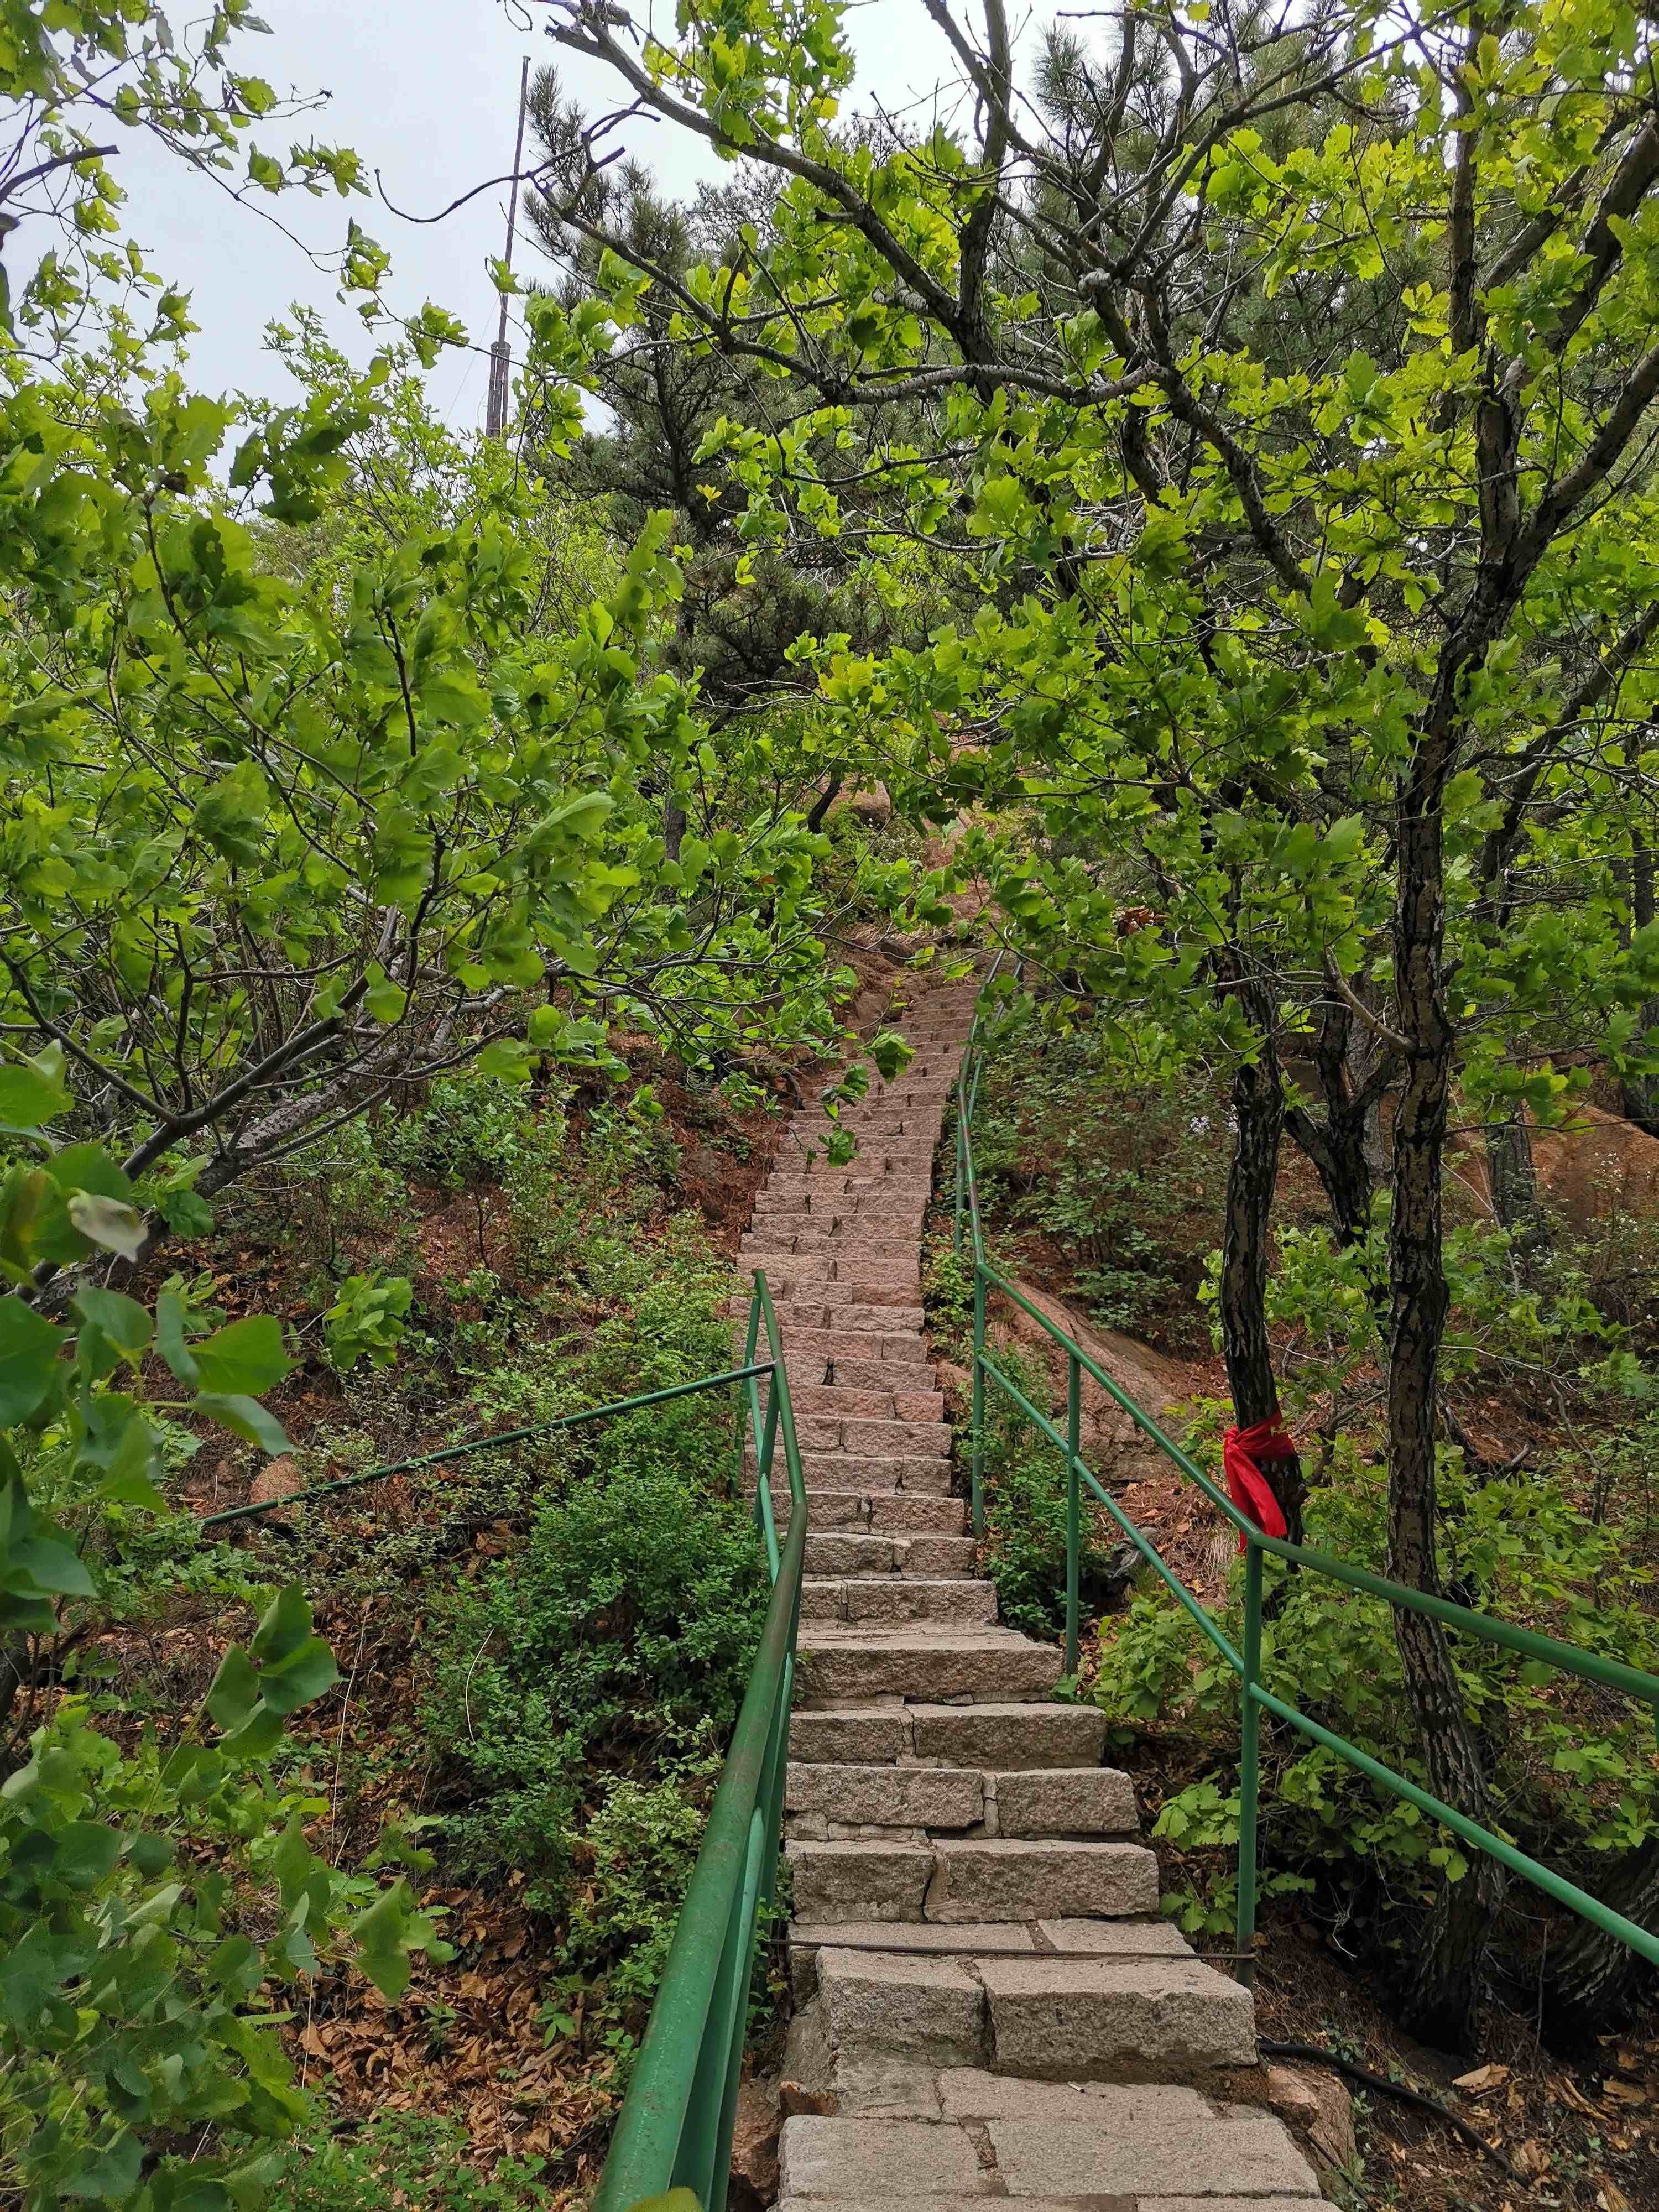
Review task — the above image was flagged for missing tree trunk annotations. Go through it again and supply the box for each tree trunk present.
[1284,994,1391,1252]
[1388,758,1505,2053]
[1219,1006,1305,1542]
[1485,1106,1550,1265]
[1622,835,1659,1134]
[1540,1843,1659,2043]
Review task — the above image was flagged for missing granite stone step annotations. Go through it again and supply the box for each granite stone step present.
[801,1531,977,1577]
[768,1489,971,1536]
[785,1837,1159,1923]
[775,2089,1319,2203]
[796,1630,1064,1707]
[801,1577,1000,1627]
[789,1702,1107,1769]
[788,1940,1255,2077]
[784,1763,1136,1837]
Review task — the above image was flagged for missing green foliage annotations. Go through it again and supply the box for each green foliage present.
[1094,1441,1659,1941]
[968,1015,1226,1349]
[270,2113,557,2211]
[0,1055,439,2202]
[325,1270,414,1373]
[426,1443,767,1916]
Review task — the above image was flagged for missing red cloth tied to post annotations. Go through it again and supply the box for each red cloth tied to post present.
[1222,1418,1295,1554]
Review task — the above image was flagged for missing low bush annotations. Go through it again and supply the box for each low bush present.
[1094,1441,1659,1953]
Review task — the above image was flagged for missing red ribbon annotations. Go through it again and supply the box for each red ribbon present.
[1222,1418,1295,1554]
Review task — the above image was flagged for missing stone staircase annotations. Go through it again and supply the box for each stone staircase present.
[738,976,1321,2209]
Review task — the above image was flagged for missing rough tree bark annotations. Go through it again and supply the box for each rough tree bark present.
[1485,1105,1550,1266]
[1540,1842,1659,2043]
[1219,982,1305,1543]
[1387,722,1506,2053]
[1621,833,1659,1135]
[1284,992,1393,1250]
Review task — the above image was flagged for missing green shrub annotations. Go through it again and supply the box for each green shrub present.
[974,1342,1119,1647]
[425,1441,768,1914]
[1093,1440,1659,1945]
[325,1270,414,1371]
[967,1015,1225,1350]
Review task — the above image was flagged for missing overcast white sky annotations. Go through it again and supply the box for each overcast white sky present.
[114,0,999,425]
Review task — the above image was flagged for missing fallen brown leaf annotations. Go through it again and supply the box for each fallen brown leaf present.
[1454,2062,1511,2096]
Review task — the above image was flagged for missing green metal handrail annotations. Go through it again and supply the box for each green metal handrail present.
[952,980,1659,1985]
[596,1269,807,2212]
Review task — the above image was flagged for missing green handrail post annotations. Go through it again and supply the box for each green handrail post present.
[971,1263,987,1538]
[954,1092,966,1261]
[1065,1349,1081,1677]
[736,1282,762,1499]
[1235,1537,1264,1989]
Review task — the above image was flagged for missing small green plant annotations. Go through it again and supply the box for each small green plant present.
[269,2112,557,2210]
[325,1271,414,1371]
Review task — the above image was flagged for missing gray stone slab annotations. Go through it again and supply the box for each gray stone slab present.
[980,1954,1259,2072]
[926,1840,1160,1922]
[787,1762,984,1828]
[1037,1918,1193,1958]
[776,2200,1115,2212]
[791,1921,1039,1955]
[787,1840,932,1922]
[843,1578,998,1627]
[868,1493,971,1533]
[790,1709,911,1764]
[987,2108,1319,2198]
[995,1767,1138,1836]
[938,2070,1207,2119]
[779,2117,992,2199]
[799,1634,1063,1707]
[912,1703,1107,1769]
[818,1947,986,2064]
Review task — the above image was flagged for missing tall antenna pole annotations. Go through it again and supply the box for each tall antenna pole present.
[486,55,531,440]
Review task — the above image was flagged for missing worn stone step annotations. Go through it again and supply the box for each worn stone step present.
[768,1488,969,1535]
[789,1384,946,1425]
[802,1578,999,1627]
[802,1531,977,1577]
[763,1265,925,1300]
[795,1452,954,1493]
[743,1233,920,1261]
[792,1415,948,1456]
[926,1839,1160,1922]
[826,1355,940,1392]
[776,2086,1318,2202]
[738,1301,928,1335]
[975,1950,1259,2075]
[796,1630,1062,1707]
[791,1945,1255,2079]
[756,1453,956,1499]
[779,1328,931,1367]
[790,1702,1107,1770]
[784,1764,1135,1837]
[786,1838,1158,1924]
[787,1917,1193,2004]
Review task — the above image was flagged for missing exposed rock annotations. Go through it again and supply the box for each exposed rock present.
[248,1454,303,1507]
[780,2078,837,2118]
[727,2075,782,2212]
[1264,2062,1358,2185]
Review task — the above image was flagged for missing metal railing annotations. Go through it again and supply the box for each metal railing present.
[207,1269,807,2212]
[596,1270,807,2212]
[953,979,1659,1987]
